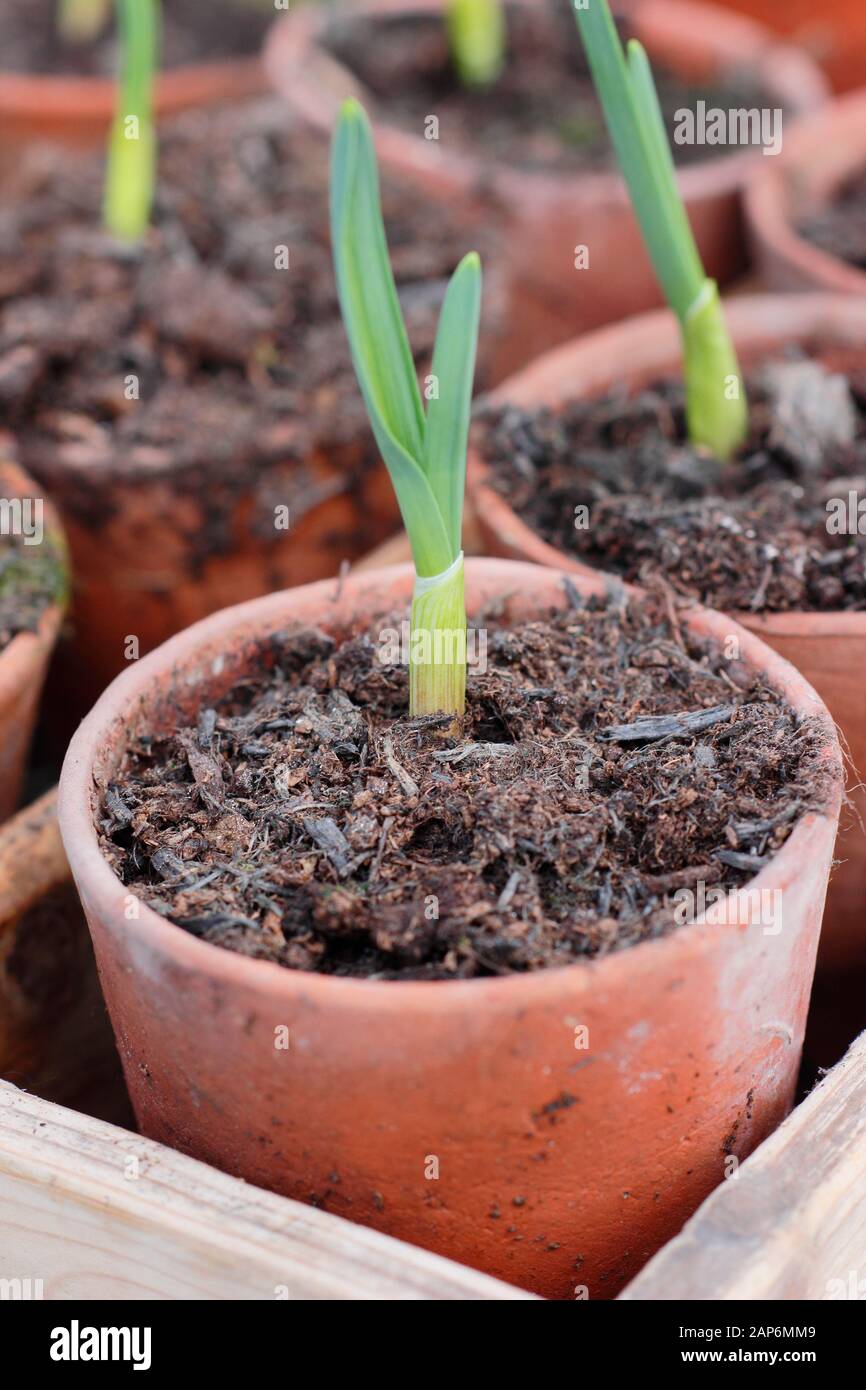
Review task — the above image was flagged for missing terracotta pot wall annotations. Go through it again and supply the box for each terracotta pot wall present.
[710,1,866,93]
[745,90,866,297]
[0,456,65,821]
[0,60,266,173]
[40,442,400,729]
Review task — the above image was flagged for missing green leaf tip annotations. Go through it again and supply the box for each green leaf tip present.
[573,0,747,459]
[447,0,505,89]
[103,0,160,243]
[58,0,111,44]
[329,97,482,571]
[338,96,365,124]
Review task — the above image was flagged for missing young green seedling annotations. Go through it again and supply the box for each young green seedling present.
[103,0,159,242]
[573,0,747,459]
[447,0,505,88]
[58,0,111,44]
[330,100,482,719]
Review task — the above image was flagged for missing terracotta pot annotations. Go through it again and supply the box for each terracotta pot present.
[265,0,828,377]
[0,455,65,822]
[711,1,866,94]
[58,558,841,1299]
[468,293,866,980]
[0,59,265,167]
[0,788,130,1125]
[40,434,401,732]
[745,90,866,296]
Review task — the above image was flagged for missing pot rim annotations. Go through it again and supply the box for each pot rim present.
[0,57,265,123]
[470,291,866,637]
[263,0,828,209]
[744,89,866,297]
[58,557,842,1008]
[0,601,64,703]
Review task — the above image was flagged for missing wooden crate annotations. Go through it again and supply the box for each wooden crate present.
[1,791,863,1300]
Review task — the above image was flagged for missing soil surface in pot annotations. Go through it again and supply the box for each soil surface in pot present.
[98,590,832,979]
[798,168,866,272]
[479,354,866,613]
[0,97,500,557]
[0,530,64,651]
[1,0,271,75]
[325,5,780,175]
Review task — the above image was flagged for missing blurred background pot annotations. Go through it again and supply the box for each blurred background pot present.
[745,90,866,295]
[38,431,401,730]
[0,454,65,821]
[265,0,828,376]
[0,0,270,173]
[58,559,841,1299]
[468,294,866,1031]
[713,0,866,94]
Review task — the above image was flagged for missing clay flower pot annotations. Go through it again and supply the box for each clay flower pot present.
[711,1,866,94]
[44,435,401,730]
[469,293,866,979]
[0,788,129,1124]
[745,90,866,296]
[0,0,268,181]
[265,0,828,376]
[58,559,841,1299]
[0,454,66,822]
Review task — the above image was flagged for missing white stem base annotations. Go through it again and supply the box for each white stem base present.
[409,553,466,717]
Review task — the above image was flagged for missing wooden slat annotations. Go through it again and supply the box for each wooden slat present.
[620,1031,866,1301]
[0,1080,535,1300]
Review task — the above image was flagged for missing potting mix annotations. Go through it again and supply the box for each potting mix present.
[98,588,834,977]
[478,353,866,613]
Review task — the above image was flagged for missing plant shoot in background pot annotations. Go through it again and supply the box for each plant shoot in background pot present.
[573,0,747,459]
[104,0,159,242]
[447,0,505,88]
[330,99,482,718]
[57,0,111,44]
